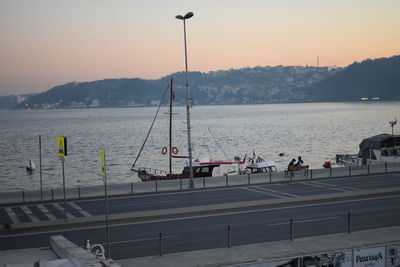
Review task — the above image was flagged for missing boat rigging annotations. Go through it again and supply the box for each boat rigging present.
[131,78,246,181]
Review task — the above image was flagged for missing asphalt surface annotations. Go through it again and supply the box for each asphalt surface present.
[1,194,399,260]
[1,173,400,225]
[0,173,400,260]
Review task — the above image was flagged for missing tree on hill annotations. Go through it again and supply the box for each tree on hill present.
[306,56,400,101]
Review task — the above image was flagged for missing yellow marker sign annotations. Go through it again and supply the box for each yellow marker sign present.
[100,149,106,177]
[57,136,67,157]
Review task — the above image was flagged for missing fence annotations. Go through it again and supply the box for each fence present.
[1,162,400,205]
[90,209,399,259]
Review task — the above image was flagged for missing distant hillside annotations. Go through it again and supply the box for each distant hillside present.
[21,78,160,108]
[18,55,400,109]
[20,66,335,108]
[306,56,400,101]
[0,94,34,109]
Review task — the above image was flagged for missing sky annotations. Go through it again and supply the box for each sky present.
[0,0,399,96]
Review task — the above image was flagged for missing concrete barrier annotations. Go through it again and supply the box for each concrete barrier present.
[50,235,120,267]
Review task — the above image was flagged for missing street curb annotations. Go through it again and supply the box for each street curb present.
[2,186,400,235]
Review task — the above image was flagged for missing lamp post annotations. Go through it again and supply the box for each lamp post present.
[176,12,194,189]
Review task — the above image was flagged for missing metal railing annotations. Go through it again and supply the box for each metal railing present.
[91,209,397,259]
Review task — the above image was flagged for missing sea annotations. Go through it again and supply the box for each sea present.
[0,102,399,192]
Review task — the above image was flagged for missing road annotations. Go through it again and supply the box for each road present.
[1,194,399,259]
[0,173,400,259]
[1,173,400,224]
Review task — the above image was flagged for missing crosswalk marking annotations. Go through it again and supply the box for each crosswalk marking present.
[53,203,75,219]
[21,206,40,222]
[37,205,57,220]
[3,203,91,224]
[69,202,92,217]
[5,207,21,224]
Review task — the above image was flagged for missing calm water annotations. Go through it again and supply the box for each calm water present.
[0,102,399,192]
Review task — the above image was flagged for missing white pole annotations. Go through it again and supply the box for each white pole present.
[61,158,67,222]
[101,150,111,259]
[39,135,43,200]
[183,19,194,189]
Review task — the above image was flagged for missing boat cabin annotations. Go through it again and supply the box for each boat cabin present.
[245,161,277,173]
[358,133,400,164]
[181,164,220,178]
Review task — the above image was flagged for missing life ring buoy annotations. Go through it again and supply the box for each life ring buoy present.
[172,146,179,155]
[161,147,168,155]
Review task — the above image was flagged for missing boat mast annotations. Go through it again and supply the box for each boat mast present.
[389,118,397,135]
[131,85,169,171]
[169,78,173,175]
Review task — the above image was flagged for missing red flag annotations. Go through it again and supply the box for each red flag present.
[171,88,175,101]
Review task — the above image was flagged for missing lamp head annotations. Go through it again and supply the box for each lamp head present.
[184,12,193,19]
[175,12,194,20]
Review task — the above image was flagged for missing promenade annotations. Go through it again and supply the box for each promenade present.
[1,163,400,205]
[119,225,400,267]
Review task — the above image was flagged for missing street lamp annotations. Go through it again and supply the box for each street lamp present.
[176,12,194,189]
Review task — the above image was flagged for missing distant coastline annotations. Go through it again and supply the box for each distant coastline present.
[1,55,399,110]
[2,99,399,111]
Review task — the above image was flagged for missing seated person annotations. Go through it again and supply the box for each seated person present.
[294,156,304,167]
[288,158,296,169]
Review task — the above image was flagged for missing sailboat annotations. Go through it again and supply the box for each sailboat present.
[26,160,36,171]
[131,78,245,181]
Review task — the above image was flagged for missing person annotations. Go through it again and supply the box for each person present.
[294,156,304,167]
[288,158,296,169]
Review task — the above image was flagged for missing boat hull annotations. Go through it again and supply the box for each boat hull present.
[133,165,219,182]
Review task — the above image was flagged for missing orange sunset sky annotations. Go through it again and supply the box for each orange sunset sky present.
[0,0,399,96]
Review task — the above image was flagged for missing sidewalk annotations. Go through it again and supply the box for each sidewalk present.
[1,163,400,206]
[117,226,400,267]
[2,226,399,267]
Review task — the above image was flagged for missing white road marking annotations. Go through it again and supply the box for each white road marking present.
[296,216,342,223]
[243,187,285,198]
[5,207,21,224]
[21,206,40,222]
[69,202,92,217]
[266,216,342,226]
[109,235,178,245]
[302,181,353,192]
[257,186,298,198]
[266,221,289,226]
[37,205,57,221]
[53,203,74,219]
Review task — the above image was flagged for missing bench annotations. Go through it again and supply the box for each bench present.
[284,165,309,179]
